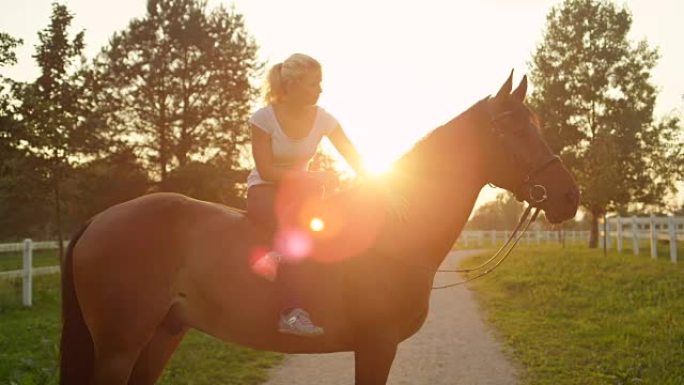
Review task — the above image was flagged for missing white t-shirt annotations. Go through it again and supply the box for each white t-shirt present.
[247,105,339,188]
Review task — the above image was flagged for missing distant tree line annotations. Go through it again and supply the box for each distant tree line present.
[0,0,261,251]
[465,192,589,232]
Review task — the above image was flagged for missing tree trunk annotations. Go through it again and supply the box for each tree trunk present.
[54,180,64,260]
[589,211,600,248]
[159,123,168,186]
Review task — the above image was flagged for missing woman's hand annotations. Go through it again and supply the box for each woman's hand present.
[309,170,339,192]
[356,176,409,222]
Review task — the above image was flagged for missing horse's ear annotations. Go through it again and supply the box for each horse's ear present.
[495,70,514,101]
[511,75,527,102]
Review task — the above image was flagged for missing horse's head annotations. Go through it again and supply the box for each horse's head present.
[481,72,579,224]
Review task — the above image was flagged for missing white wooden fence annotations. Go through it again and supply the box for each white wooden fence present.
[458,216,683,263]
[600,215,683,263]
[455,230,591,247]
[0,239,61,307]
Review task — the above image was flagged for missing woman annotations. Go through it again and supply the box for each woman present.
[247,53,366,337]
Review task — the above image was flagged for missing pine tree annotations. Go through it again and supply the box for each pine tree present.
[15,4,107,255]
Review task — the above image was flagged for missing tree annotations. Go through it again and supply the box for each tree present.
[0,33,54,241]
[529,0,683,247]
[92,0,260,192]
[466,192,525,231]
[0,32,23,169]
[64,148,151,226]
[15,4,108,256]
[0,33,22,65]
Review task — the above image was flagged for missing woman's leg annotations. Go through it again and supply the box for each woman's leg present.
[247,184,278,238]
[248,181,324,335]
[275,180,324,330]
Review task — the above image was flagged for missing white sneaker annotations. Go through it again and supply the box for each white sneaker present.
[278,308,324,336]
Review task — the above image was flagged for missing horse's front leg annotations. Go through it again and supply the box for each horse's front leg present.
[354,337,398,385]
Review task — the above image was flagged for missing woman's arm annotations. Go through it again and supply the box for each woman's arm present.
[327,125,367,177]
[251,124,308,182]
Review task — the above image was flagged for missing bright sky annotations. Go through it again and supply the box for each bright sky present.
[2,0,683,209]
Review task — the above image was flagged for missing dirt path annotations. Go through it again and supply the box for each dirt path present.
[262,250,518,385]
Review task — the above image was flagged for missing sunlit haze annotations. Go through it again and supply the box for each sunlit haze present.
[2,0,682,209]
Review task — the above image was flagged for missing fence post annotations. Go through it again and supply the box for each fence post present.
[599,217,605,249]
[669,215,678,263]
[650,214,657,259]
[23,239,32,307]
[490,230,496,246]
[632,216,639,256]
[616,216,623,253]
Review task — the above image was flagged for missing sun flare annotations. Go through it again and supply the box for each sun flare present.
[309,217,325,232]
[363,156,395,176]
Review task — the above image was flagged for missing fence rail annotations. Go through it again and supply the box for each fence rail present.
[601,215,683,262]
[0,240,60,253]
[455,230,591,247]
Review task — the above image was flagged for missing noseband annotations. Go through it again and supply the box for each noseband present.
[517,155,561,204]
[487,99,561,206]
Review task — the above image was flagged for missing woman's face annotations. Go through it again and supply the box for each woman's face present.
[285,69,322,106]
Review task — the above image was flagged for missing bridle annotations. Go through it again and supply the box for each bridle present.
[432,98,561,289]
[487,98,561,207]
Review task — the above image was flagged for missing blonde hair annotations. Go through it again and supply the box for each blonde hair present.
[263,53,321,104]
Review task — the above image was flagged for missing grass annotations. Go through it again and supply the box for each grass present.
[615,239,684,261]
[0,273,282,385]
[0,250,61,272]
[460,244,684,385]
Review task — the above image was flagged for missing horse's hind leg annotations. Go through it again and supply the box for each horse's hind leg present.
[91,321,184,385]
[87,303,176,385]
[91,346,141,385]
[127,319,188,385]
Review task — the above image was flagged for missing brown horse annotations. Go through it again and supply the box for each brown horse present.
[60,73,579,385]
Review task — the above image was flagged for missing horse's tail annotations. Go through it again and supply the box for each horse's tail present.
[59,221,94,385]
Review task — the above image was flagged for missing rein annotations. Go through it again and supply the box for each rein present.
[432,204,540,289]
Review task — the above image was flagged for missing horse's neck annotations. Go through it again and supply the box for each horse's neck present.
[380,105,488,271]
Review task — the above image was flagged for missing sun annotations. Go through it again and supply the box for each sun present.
[362,153,395,176]
[319,136,399,177]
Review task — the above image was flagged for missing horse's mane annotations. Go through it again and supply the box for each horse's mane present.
[323,98,488,224]
[393,98,487,179]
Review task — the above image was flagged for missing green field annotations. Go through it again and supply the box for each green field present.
[461,245,684,385]
[0,249,61,272]
[0,274,281,385]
